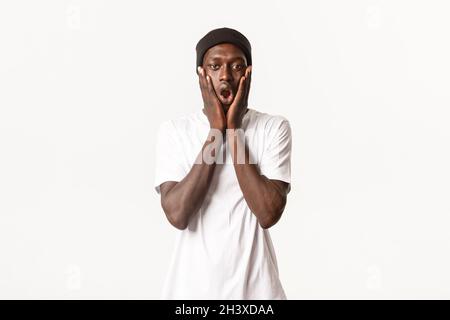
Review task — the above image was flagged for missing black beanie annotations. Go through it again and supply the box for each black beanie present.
[195,27,252,74]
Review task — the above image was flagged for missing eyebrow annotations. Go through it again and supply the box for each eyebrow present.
[206,56,246,62]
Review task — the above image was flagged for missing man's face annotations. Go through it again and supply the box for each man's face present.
[201,43,248,112]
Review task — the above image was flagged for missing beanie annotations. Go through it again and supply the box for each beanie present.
[195,27,252,74]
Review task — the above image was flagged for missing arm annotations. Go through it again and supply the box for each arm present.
[159,129,224,230]
[158,66,227,230]
[226,129,290,229]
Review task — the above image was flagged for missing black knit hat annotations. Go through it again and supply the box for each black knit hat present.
[195,27,252,74]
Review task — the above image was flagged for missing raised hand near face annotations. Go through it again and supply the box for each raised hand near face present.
[226,65,252,130]
[198,66,227,133]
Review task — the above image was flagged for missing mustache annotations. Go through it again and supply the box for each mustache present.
[217,82,234,94]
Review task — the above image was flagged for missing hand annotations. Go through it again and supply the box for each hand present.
[226,66,252,130]
[198,66,227,132]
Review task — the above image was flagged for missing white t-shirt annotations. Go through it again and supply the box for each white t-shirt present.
[154,107,292,300]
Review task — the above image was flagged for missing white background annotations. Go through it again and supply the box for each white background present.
[1,0,449,299]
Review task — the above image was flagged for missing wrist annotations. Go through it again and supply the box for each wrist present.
[227,122,241,130]
[210,123,226,132]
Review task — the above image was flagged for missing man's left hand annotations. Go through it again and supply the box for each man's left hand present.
[226,66,252,130]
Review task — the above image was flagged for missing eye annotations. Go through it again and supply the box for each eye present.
[209,64,219,71]
[233,64,244,71]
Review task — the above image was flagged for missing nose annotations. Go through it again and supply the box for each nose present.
[219,64,232,82]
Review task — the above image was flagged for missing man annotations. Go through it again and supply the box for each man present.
[154,27,292,299]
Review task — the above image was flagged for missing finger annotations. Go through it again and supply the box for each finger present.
[198,66,205,85]
[198,67,211,106]
[245,65,252,78]
[198,67,210,96]
[206,75,220,99]
[197,66,204,86]
[234,75,246,103]
[206,76,226,116]
[205,75,224,111]
[245,66,251,87]
[244,66,252,104]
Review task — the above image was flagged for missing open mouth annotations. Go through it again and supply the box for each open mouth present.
[221,89,231,98]
[219,87,234,103]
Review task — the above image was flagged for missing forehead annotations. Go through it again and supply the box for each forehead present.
[203,43,247,63]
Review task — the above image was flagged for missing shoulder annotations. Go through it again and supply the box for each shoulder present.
[158,110,202,135]
[247,108,291,134]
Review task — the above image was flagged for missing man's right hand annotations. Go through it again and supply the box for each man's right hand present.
[198,66,226,132]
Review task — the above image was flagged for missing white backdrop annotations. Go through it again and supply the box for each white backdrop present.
[1,0,449,299]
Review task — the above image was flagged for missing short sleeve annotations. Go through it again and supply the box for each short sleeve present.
[154,121,187,194]
[259,118,292,185]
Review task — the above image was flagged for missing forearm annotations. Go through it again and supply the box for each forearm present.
[226,129,286,228]
[163,129,224,228]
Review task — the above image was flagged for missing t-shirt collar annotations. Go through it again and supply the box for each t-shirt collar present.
[198,108,252,126]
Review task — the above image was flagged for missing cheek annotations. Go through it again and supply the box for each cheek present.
[204,72,218,90]
[210,82,220,95]
[210,76,220,91]
[234,72,245,82]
